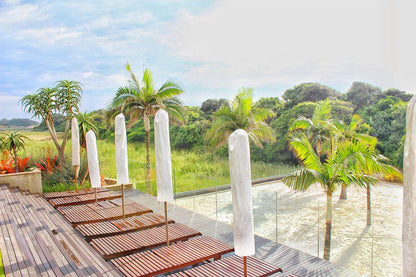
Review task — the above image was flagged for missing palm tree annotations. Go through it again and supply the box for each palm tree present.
[283,134,395,260]
[75,111,99,186]
[2,132,29,173]
[205,88,275,148]
[111,63,186,194]
[289,99,334,158]
[334,114,377,200]
[20,81,82,165]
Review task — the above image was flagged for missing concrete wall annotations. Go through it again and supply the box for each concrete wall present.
[0,169,43,194]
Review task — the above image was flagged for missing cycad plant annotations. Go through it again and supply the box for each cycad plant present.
[283,134,396,260]
[1,132,29,173]
[205,88,275,148]
[111,63,186,194]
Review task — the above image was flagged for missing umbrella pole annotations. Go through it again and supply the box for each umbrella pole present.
[95,188,98,203]
[243,256,247,277]
[164,201,169,246]
[121,184,125,220]
[74,165,79,191]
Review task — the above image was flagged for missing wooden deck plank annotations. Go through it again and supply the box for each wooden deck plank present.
[49,191,122,208]
[91,223,202,259]
[43,188,110,200]
[0,184,121,277]
[168,255,283,277]
[110,236,234,276]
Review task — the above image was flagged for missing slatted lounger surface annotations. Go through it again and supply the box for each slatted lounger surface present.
[49,190,122,207]
[168,255,283,277]
[91,223,202,259]
[43,187,110,199]
[110,236,234,277]
[76,213,175,241]
[57,199,152,226]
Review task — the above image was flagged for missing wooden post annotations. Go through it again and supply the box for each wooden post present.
[121,184,125,220]
[243,256,247,277]
[74,165,80,191]
[164,202,169,246]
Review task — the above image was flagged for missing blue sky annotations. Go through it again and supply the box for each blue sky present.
[1,0,415,119]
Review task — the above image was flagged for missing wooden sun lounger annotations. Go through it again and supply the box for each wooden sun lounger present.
[76,213,175,241]
[110,236,234,277]
[168,255,283,277]
[91,223,202,259]
[57,199,152,226]
[49,190,122,207]
[43,187,110,199]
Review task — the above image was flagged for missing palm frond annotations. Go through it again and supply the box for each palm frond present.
[282,169,318,192]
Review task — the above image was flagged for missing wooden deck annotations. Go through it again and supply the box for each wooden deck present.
[168,255,282,277]
[75,213,175,241]
[48,191,122,208]
[110,236,234,277]
[43,188,110,199]
[57,199,152,226]
[0,184,121,277]
[90,223,202,259]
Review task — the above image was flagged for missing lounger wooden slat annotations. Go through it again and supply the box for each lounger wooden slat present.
[110,236,234,277]
[91,223,202,259]
[76,213,175,241]
[49,191,122,207]
[43,187,110,199]
[168,255,283,277]
[57,200,152,226]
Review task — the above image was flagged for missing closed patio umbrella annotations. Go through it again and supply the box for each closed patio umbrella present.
[71,117,80,189]
[115,113,129,219]
[403,96,416,276]
[154,109,174,245]
[86,130,101,201]
[228,129,255,276]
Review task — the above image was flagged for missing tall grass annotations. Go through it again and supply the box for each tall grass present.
[14,131,298,195]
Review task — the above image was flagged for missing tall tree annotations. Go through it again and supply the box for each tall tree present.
[21,80,83,165]
[112,63,186,194]
[334,114,377,200]
[1,132,29,172]
[205,88,276,148]
[283,135,395,260]
[289,100,334,158]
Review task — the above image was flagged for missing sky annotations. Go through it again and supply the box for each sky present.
[1,0,415,120]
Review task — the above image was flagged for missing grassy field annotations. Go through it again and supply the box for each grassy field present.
[0,250,3,277]
[16,131,297,194]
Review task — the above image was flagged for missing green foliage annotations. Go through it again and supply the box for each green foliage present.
[200,98,228,116]
[0,118,38,128]
[345,82,382,112]
[205,88,275,148]
[283,83,342,108]
[359,97,407,168]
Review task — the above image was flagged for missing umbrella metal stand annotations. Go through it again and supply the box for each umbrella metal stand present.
[164,201,169,246]
[121,184,125,220]
[244,256,247,277]
[95,187,98,203]
[74,165,80,191]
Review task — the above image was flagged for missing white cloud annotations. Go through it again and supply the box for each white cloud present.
[165,0,404,94]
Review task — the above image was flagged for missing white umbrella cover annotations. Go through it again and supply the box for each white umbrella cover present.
[71,117,80,166]
[403,96,416,276]
[154,109,173,202]
[115,113,129,184]
[86,130,101,188]
[228,129,255,256]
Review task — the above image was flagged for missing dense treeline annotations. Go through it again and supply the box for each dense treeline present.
[34,81,411,169]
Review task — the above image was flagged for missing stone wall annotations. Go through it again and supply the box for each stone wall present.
[0,169,42,194]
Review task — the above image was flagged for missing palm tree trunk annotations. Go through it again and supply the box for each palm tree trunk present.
[323,192,333,261]
[13,148,18,173]
[340,185,347,200]
[144,113,152,195]
[367,186,371,225]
